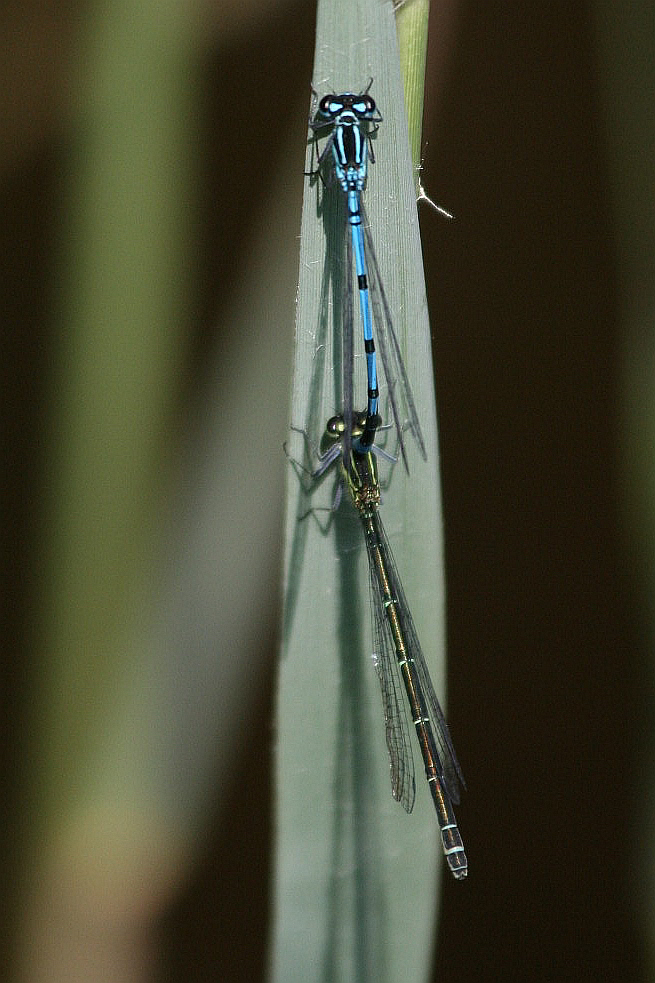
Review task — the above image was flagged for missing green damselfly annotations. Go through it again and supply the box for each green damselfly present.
[292,411,467,880]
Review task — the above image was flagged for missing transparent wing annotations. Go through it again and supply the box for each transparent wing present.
[342,220,354,466]
[362,201,426,471]
[372,511,465,804]
[366,528,416,813]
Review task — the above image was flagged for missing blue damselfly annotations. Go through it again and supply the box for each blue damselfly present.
[308,82,426,471]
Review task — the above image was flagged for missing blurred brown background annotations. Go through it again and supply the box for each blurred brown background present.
[2,1,651,981]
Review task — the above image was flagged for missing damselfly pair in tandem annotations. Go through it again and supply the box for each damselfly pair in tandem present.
[295,82,467,880]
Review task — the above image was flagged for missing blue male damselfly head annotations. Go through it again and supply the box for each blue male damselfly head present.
[312,78,381,128]
[316,91,378,122]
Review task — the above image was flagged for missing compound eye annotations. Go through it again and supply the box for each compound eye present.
[352,95,375,116]
[326,415,345,437]
[318,95,343,118]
